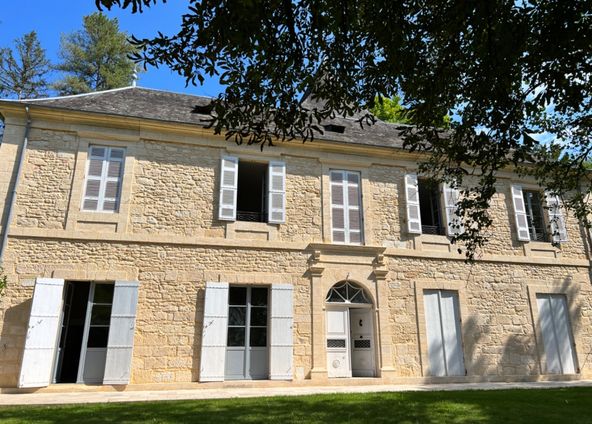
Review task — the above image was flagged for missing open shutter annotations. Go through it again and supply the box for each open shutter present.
[545,192,568,243]
[200,282,229,382]
[442,183,463,236]
[218,156,238,221]
[511,185,531,241]
[405,173,422,234]
[18,278,65,388]
[268,161,286,224]
[269,284,293,380]
[103,280,140,385]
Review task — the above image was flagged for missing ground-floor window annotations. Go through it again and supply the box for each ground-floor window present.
[18,278,139,388]
[536,294,578,374]
[225,286,269,380]
[423,289,465,377]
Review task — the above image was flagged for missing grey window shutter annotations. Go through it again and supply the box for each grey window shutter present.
[545,192,568,243]
[442,183,463,236]
[423,289,464,377]
[405,173,422,234]
[218,156,238,221]
[269,284,293,380]
[200,282,229,382]
[267,161,286,224]
[511,185,531,241]
[18,278,65,388]
[103,280,140,385]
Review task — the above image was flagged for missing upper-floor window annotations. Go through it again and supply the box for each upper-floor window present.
[82,146,125,213]
[511,184,568,243]
[418,179,445,235]
[330,170,363,244]
[218,156,286,224]
[405,173,462,236]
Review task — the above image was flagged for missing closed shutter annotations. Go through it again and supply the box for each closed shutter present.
[442,183,463,236]
[200,282,229,382]
[82,146,125,212]
[330,170,363,244]
[545,192,568,243]
[103,281,140,385]
[18,278,65,388]
[423,289,464,377]
[268,161,286,224]
[511,185,531,241]
[537,294,577,374]
[218,156,238,221]
[269,284,293,380]
[405,173,422,234]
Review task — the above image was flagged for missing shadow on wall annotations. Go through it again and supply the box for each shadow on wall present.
[191,286,206,382]
[0,298,31,387]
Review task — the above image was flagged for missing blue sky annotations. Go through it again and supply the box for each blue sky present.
[0,0,224,97]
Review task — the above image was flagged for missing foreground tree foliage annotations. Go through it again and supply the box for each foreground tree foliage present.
[0,31,51,100]
[54,12,137,95]
[96,0,592,258]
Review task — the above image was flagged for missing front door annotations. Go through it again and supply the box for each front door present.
[326,308,351,377]
[350,308,375,377]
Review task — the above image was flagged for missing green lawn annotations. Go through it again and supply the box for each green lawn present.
[1,388,591,423]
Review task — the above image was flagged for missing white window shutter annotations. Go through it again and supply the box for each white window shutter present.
[82,146,125,212]
[405,173,422,234]
[423,290,446,377]
[200,282,229,382]
[439,291,465,376]
[511,185,531,242]
[18,278,65,388]
[545,191,568,243]
[442,183,463,236]
[268,161,286,224]
[330,170,363,244]
[103,280,140,385]
[330,171,347,243]
[269,284,294,380]
[218,156,238,221]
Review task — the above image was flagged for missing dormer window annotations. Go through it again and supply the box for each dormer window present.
[323,124,346,134]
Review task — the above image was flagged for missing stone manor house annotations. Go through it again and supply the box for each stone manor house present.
[0,86,590,390]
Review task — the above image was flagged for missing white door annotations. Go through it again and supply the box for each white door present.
[326,308,351,377]
[537,294,577,374]
[350,308,375,377]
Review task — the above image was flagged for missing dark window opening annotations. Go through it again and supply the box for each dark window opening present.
[418,179,445,235]
[237,162,267,222]
[523,190,548,241]
[55,281,90,383]
[323,124,346,134]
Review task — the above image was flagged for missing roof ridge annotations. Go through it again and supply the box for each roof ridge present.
[21,85,136,102]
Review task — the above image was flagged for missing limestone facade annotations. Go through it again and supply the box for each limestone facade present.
[0,91,591,389]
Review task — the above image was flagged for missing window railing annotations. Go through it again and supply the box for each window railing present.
[530,227,548,242]
[422,224,445,236]
[237,210,266,222]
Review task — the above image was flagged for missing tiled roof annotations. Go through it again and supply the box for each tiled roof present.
[11,86,408,149]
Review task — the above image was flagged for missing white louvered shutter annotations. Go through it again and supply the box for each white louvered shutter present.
[18,278,65,388]
[405,173,422,234]
[200,282,229,382]
[439,291,465,376]
[269,284,294,380]
[82,146,125,212]
[330,170,363,244]
[218,156,238,221]
[511,185,531,241]
[268,161,286,224]
[103,281,140,385]
[442,183,463,236]
[545,192,568,243]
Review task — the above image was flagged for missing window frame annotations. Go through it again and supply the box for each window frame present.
[522,189,549,242]
[329,169,364,245]
[417,178,445,236]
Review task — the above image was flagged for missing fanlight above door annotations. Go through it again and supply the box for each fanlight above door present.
[326,281,371,304]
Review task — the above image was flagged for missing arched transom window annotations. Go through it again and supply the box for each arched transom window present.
[326,281,371,304]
